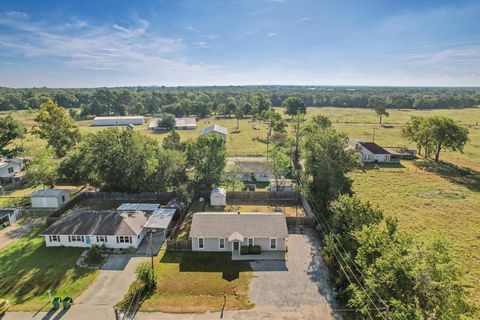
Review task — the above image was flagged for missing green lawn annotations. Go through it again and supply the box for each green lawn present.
[140,249,253,313]
[0,229,99,311]
[350,160,480,307]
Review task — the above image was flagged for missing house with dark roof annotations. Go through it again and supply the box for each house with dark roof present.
[190,212,288,260]
[352,140,392,163]
[40,210,149,249]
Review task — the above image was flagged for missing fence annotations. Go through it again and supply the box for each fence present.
[300,196,316,219]
[226,191,300,204]
[286,216,317,228]
[168,200,193,239]
[166,239,192,251]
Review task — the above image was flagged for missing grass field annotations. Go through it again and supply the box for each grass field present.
[0,228,98,311]
[140,249,253,313]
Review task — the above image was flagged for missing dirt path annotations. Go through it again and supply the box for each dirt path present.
[0,218,38,250]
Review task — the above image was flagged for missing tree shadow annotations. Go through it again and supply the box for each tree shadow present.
[361,162,406,170]
[414,160,480,192]
[160,251,252,282]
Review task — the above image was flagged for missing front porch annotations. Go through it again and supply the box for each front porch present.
[231,250,286,261]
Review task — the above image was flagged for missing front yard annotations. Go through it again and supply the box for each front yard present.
[140,249,253,313]
[0,228,99,311]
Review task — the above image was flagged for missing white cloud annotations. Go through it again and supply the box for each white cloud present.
[266,32,277,37]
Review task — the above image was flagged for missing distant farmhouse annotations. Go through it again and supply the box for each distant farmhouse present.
[350,140,395,163]
[148,117,197,131]
[227,157,274,183]
[199,124,227,140]
[92,116,145,126]
[0,157,26,185]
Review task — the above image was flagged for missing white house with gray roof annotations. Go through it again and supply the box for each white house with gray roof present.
[189,212,288,259]
[199,124,227,141]
[40,210,149,249]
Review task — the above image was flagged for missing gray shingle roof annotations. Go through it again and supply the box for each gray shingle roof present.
[190,212,288,238]
[31,189,69,197]
[40,210,148,236]
[359,142,390,155]
[200,124,227,136]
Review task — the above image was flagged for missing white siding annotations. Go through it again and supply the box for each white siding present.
[191,236,286,252]
[358,148,391,163]
[92,117,144,126]
[44,232,145,249]
[31,191,69,209]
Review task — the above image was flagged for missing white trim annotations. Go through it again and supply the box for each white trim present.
[218,237,225,249]
[198,237,205,250]
[247,237,254,246]
[270,237,277,250]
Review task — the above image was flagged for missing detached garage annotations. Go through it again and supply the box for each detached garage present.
[0,208,21,227]
[30,189,70,209]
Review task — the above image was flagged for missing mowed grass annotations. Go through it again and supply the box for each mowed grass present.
[140,249,253,313]
[350,160,480,307]
[0,229,98,311]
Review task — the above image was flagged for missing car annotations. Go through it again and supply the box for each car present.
[0,299,10,315]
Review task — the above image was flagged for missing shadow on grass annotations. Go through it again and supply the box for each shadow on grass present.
[414,160,480,192]
[361,162,406,170]
[160,251,252,282]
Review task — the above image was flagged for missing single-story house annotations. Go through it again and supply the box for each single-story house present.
[227,157,274,182]
[199,124,227,141]
[190,212,288,259]
[0,208,21,227]
[30,189,70,209]
[0,158,26,184]
[353,141,392,163]
[148,117,197,131]
[92,116,145,126]
[41,210,149,249]
[210,187,226,206]
[269,178,294,192]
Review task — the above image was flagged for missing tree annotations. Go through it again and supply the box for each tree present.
[58,136,96,186]
[162,130,184,151]
[33,99,80,158]
[242,102,254,116]
[291,113,305,165]
[375,106,389,124]
[402,116,469,162]
[25,148,59,188]
[0,114,26,157]
[252,93,271,114]
[303,128,359,212]
[268,144,291,191]
[224,97,237,116]
[283,96,306,116]
[259,110,287,156]
[234,105,244,129]
[157,113,176,130]
[186,134,226,188]
[148,149,187,192]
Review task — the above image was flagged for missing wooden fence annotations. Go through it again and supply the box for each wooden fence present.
[286,216,317,228]
[226,191,300,204]
[166,239,192,251]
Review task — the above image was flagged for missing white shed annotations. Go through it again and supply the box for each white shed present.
[30,189,70,209]
[92,116,145,126]
[0,208,21,226]
[210,187,227,206]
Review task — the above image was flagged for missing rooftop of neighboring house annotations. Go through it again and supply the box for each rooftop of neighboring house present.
[357,141,391,155]
[200,124,228,136]
[269,178,293,187]
[227,157,273,173]
[175,117,197,127]
[93,116,145,120]
[190,212,288,239]
[40,210,149,236]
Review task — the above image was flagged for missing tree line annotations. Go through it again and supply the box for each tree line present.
[1,86,479,116]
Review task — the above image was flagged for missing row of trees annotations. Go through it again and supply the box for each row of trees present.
[298,117,473,319]
[1,86,479,115]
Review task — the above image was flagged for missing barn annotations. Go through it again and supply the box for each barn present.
[30,189,70,209]
[92,116,145,126]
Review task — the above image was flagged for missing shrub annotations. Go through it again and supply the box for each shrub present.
[240,246,249,255]
[85,245,103,264]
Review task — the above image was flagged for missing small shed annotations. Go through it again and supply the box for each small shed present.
[269,179,293,192]
[30,189,70,209]
[0,208,21,227]
[210,187,227,206]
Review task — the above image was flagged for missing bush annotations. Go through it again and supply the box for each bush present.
[240,246,249,255]
[240,245,261,255]
[85,245,103,264]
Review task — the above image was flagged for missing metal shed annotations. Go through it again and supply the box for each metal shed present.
[210,187,227,206]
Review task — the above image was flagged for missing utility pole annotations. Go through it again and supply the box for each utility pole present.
[372,129,376,142]
[149,231,155,278]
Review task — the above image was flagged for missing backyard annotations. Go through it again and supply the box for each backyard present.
[0,227,99,311]
[140,249,253,313]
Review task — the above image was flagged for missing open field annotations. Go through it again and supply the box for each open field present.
[140,249,253,313]
[0,228,98,311]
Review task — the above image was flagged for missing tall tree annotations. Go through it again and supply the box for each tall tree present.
[26,148,59,188]
[268,144,291,191]
[162,130,184,151]
[283,96,306,116]
[186,134,226,188]
[252,93,272,114]
[0,114,26,157]
[33,99,80,158]
[157,113,176,130]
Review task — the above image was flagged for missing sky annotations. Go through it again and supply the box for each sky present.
[0,0,479,88]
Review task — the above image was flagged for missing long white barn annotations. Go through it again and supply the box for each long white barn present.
[92,116,145,126]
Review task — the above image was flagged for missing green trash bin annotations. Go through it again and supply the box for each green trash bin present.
[62,297,73,310]
[52,297,62,309]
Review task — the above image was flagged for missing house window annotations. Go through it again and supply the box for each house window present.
[198,237,205,249]
[248,238,254,246]
[8,167,14,174]
[68,235,84,242]
[49,235,60,242]
[61,195,66,202]
[368,155,373,160]
[270,238,277,250]
[219,238,225,249]
[116,236,132,244]
[97,236,107,243]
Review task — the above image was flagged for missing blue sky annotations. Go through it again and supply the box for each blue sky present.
[0,0,479,87]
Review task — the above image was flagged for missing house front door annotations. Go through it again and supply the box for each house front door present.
[233,241,240,252]
[85,236,91,245]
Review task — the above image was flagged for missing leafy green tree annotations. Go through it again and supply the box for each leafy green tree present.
[252,93,271,114]
[58,136,97,186]
[0,114,26,157]
[234,105,244,129]
[303,128,359,212]
[162,130,184,151]
[375,106,389,124]
[259,110,287,155]
[283,96,306,116]
[291,113,305,165]
[186,134,226,188]
[242,102,254,116]
[33,99,80,158]
[25,148,59,188]
[157,113,176,130]
[148,149,187,192]
[268,144,291,191]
